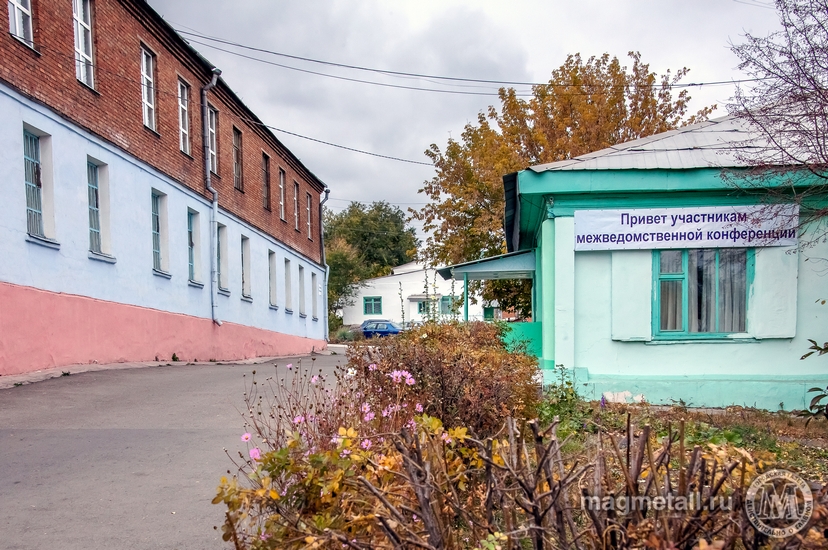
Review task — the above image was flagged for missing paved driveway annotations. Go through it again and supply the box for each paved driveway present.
[0,354,343,549]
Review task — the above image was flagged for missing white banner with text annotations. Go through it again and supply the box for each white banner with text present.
[573,205,799,251]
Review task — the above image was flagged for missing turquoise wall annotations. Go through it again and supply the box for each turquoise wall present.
[503,322,542,358]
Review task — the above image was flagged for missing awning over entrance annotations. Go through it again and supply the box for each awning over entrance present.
[436,250,535,281]
[435,251,536,322]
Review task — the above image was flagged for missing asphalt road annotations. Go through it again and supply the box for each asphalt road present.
[0,354,344,550]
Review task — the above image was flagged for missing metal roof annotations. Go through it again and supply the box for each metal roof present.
[436,250,535,281]
[529,116,760,173]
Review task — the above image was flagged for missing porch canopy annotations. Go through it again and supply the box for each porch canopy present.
[436,250,535,320]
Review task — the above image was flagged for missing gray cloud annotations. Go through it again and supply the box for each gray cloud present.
[148,0,781,232]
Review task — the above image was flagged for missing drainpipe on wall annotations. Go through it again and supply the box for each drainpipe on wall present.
[201,67,222,326]
[318,185,330,340]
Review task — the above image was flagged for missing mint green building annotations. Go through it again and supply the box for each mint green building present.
[439,117,826,410]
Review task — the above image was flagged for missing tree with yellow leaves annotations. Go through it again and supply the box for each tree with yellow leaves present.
[412,52,715,316]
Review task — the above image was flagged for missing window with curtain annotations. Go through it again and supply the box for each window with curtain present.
[655,249,749,337]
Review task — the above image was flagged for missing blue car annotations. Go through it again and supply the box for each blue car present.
[362,321,403,338]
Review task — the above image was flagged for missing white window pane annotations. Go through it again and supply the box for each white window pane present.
[687,249,716,333]
[659,280,682,331]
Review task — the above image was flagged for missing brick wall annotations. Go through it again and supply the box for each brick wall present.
[0,0,324,264]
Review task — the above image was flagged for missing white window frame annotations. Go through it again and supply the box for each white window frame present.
[241,235,251,298]
[268,250,278,307]
[293,181,299,231]
[208,107,218,173]
[232,127,243,191]
[298,265,306,316]
[284,258,293,312]
[311,272,318,320]
[141,47,156,131]
[217,223,228,290]
[8,0,33,46]
[278,168,285,220]
[178,80,190,155]
[22,125,56,242]
[187,209,202,282]
[73,0,94,88]
[306,192,312,239]
[150,190,169,273]
[86,156,111,256]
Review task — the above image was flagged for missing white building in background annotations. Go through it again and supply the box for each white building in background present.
[341,262,489,326]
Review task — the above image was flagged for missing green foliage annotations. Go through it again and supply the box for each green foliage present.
[325,237,371,313]
[324,201,419,278]
[538,366,586,435]
[799,385,828,425]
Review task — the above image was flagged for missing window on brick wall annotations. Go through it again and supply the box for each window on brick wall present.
[8,0,33,46]
[232,128,243,191]
[208,107,218,173]
[178,80,190,155]
[262,153,271,210]
[306,192,312,239]
[73,0,94,87]
[293,181,299,231]
[141,47,156,131]
[279,168,285,220]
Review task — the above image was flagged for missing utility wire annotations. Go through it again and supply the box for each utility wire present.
[185,38,530,97]
[177,28,767,91]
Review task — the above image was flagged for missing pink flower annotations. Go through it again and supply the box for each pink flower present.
[286,363,293,370]
[415,403,423,412]
[249,448,261,461]
[340,449,351,457]
[361,403,371,413]
[293,415,305,424]
[441,432,453,444]
[241,432,251,442]
[368,363,377,371]
[407,419,416,430]
[363,412,375,422]
[361,439,372,449]
[311,375,319,385]
[330,436,340,445]
[382,407,391,418]
[406,377,415,386]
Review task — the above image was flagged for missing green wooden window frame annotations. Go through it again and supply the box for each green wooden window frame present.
[363,296,382,315]
[652,249,754,339]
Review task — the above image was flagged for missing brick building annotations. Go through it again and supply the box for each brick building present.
[0,0,329,374]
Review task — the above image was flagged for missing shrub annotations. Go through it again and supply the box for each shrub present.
[346,321,541,437]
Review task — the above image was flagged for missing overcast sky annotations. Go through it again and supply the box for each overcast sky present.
[148,0,781,232]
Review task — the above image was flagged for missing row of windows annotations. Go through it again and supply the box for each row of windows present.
[21,128,318,319]
[362,296,456,316]
[8,1,315,241]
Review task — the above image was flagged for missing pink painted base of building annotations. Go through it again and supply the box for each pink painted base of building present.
[0,282,326,376]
